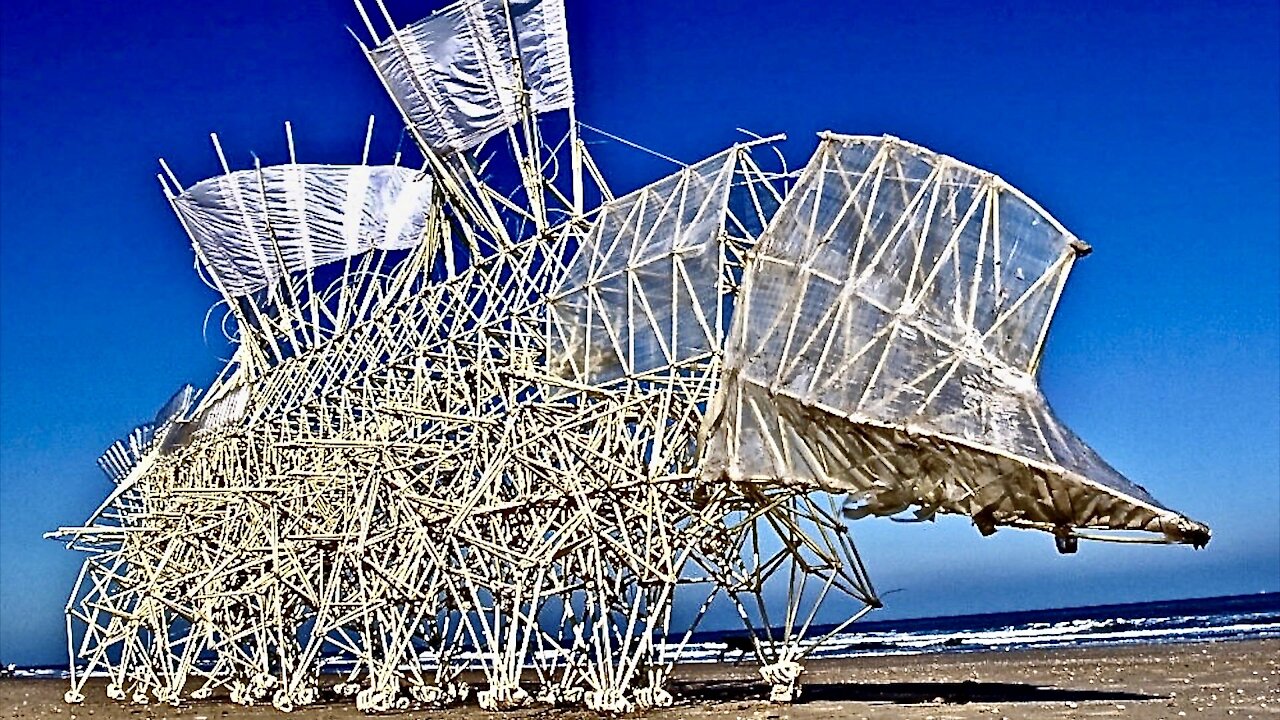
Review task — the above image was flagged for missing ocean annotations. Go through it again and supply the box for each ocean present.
[678,591,1280,662]
[9,592,1277,678]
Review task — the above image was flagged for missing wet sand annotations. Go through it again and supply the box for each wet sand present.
[2,639,1276,719]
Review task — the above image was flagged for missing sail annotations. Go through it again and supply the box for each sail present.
[366,0,574,155]
[545,152,734,384]
[96,384,198,483]
[703,134,1210,546]
[171,164,432,297]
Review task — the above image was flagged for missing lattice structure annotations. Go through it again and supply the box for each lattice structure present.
[51,0,1208,714]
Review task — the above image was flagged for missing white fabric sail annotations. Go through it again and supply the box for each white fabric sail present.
[703,134,1210,546]
[367,0,574,155]
[172,165,432,297]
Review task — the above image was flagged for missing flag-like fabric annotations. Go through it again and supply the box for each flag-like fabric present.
[172,165,432,297]
[368,0,574,156]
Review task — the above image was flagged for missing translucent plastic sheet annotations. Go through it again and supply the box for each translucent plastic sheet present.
[96,384,199,483]
[545,153,733,384]
[368,0,574,155]
[704,134,1209,544]
[171,165,432,296]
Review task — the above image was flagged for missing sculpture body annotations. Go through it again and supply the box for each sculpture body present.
[52,0,1207,712]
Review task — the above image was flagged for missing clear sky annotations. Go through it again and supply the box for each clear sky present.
[1,0,1277,666]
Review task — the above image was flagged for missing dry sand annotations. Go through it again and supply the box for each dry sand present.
[2,639,1276,719]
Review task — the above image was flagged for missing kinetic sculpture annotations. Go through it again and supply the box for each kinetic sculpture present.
[51,0,1210,713]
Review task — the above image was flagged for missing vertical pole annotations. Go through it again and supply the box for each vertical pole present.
[569,105,583,216]
[251,155,306,359]
[284,121,323,346]
[353,0,380,43]
[211,132,287,364]
[362,114,375,165]
[499,0,547,232]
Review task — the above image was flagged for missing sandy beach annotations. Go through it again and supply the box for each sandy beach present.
[2,639,1276,719]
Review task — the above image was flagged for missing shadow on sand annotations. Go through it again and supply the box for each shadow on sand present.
[672,679,1162,705]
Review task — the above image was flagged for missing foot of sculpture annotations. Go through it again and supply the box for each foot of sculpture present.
[477,684,530,710]
[760,660,804,703]
[272,689,294,713]
[355,686,397,713]
[332,682,361,697]
[633,686,674,709]
[411,681,470,707]
[271,685,318,713]
[584,688,634,713]
[536,684,585,706]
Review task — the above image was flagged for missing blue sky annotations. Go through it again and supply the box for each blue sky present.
[1,0,1277,665]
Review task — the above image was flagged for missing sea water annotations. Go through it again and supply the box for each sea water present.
[676,592,1280,662]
